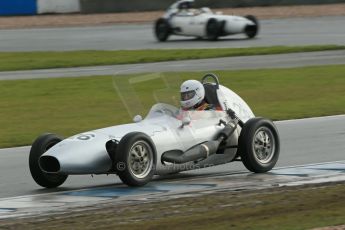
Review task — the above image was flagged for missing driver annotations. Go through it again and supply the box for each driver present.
[180,80,220,111]
[177,0,198,16]
[179,0,194,10]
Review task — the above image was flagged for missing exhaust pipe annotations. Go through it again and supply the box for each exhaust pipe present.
[162,140,221,164]
[162,120,239,164]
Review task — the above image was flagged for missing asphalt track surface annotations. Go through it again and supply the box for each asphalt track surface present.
[0,115,344,199]
[0,50,344,81]
[0,16,344,51]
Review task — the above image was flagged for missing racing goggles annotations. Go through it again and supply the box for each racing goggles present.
[181,90,196,101]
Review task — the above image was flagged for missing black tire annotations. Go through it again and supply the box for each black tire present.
[154,18,171,42]
[29,133,68,188]
[115,132,156,187]
[244,15,259,39]
[238,117,280,173]
[206,18,220,41]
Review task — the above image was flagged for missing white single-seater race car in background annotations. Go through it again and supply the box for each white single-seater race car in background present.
[29,74,279,188]
[154,0,259,41]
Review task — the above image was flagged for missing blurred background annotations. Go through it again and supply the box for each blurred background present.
[1,0,345,16]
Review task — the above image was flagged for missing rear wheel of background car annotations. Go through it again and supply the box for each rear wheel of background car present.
[238,118,280,173]
[206,18,220,41]
[155,18,171,42]
[244,15,259,39]
[29,133,68,188]
[115,132,156,187]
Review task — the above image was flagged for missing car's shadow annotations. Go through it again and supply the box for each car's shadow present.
[29,170,236,195]
[156,37,254,43]
[161,38,249,44]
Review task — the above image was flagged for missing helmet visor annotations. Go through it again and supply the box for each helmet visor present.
[181,90,196,101]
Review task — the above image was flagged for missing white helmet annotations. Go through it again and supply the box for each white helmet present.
[180,80,205,109]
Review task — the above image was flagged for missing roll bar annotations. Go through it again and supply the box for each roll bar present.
[201,73,220,89]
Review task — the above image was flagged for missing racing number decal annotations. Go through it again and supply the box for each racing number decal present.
[77,134,95,141]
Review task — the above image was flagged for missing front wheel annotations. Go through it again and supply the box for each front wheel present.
[154,18,171,42]
[244,15,259,39]
[238,118,280,173]
[115,132,156,186]
[29,133,68,188]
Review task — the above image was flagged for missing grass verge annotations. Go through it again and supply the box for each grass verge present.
[0,45,344,72]
[1,182,344,229]
[0,64,345,148]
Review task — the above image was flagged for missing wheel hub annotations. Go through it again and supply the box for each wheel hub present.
[253,127,275,164]
[128,141,153,179]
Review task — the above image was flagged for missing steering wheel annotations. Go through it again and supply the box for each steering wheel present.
[201,73,220,89]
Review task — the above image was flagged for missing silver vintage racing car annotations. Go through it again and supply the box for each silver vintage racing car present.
[154,0,259,41]
[29,74,279,188]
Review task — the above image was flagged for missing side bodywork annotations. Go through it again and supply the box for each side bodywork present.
[168,13,255,37]
[40,85,254,176]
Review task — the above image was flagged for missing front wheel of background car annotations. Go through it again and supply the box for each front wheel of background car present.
[238,117,280,173]
[155,18,171,42]
[29,133,68,188]
[206,18,220,41]
[244,15,259,39]
[115,132,156,187]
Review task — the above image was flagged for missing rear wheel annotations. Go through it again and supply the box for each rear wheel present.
[206,18,220,41]
[244,15,259,39]
[29,133,68,188]
[115,132,156,186]
[238,118,280,173]
[155,18,171,42]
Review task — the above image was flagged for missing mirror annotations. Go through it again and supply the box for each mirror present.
[133,115,143,123]
[181,116,191,127]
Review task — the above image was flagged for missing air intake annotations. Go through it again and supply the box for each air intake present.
[39,156,60,173]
